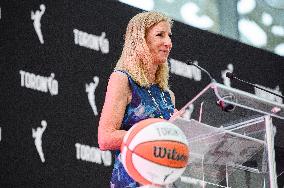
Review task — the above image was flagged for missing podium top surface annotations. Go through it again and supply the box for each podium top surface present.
[172,83,284,128]
[213,83,284,120]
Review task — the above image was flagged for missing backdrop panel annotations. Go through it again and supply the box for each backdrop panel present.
[0,0,283,187]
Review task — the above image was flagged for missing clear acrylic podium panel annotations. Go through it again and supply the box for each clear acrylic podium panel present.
[170,83,284,188]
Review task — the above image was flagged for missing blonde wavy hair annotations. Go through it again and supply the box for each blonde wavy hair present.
[115,11,173,90]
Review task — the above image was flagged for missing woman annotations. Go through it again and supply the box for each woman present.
[98,11,175,187]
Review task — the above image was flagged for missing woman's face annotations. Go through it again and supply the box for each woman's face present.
[145,21,172,65]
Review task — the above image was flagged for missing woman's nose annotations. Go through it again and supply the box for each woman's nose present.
[164,36,172,49]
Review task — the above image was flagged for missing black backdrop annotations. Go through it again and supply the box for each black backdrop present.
[1,1,284,187]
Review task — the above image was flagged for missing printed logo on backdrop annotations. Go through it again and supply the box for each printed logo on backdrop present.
[169,58,201,81]
[221,64,234,87]
[86,76,100,116]
[31,4,46,44]
[73,29,109,54]
[75,143,112,166]
[20,70,58,96]
[32,120,47,163]
[255,85,283,104]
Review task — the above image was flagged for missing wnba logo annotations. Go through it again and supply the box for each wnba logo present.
[31,4,46,44]
[153,146,188,162]
[86,76,99,116]
[32,120,47,163]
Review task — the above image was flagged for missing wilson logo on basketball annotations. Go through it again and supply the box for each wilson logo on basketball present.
[153,146,188,162]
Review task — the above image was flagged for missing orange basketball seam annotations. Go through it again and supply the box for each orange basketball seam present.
[132,140,188,145]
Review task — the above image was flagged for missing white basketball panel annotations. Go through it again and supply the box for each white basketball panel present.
[129,122,188,150]
[132,153,186,185]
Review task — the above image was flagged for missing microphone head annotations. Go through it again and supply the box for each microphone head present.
[186,59,215,81]
[226,72,234,79]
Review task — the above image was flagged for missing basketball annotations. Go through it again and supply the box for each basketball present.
[120,118,189,186]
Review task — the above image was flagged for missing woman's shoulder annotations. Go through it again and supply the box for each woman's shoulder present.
[109,71,129,85]
[106,71,131,100]
[112,69,137,86]
[113,69,130,77]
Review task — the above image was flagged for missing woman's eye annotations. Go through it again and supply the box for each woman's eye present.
[156,33,163,37]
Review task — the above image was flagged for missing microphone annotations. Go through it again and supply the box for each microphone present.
[225,72,235,79]
[187,60,216,83]
[187,60,234,112]
[226,72,284,99]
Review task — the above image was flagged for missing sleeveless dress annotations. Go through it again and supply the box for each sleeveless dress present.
[110,70,175,188]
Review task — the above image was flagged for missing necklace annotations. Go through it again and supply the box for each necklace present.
[147,88,167,119]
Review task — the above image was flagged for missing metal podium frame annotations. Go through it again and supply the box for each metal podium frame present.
[169,82,284,188]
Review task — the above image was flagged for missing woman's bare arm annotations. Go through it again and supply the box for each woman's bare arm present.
[98,72,131,150]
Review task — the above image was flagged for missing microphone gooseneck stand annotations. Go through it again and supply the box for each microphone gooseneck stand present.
[226,72,284,100]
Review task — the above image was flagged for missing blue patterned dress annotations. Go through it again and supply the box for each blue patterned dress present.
[110,70,175,188]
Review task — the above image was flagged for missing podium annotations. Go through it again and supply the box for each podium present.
[170,82,284,188]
